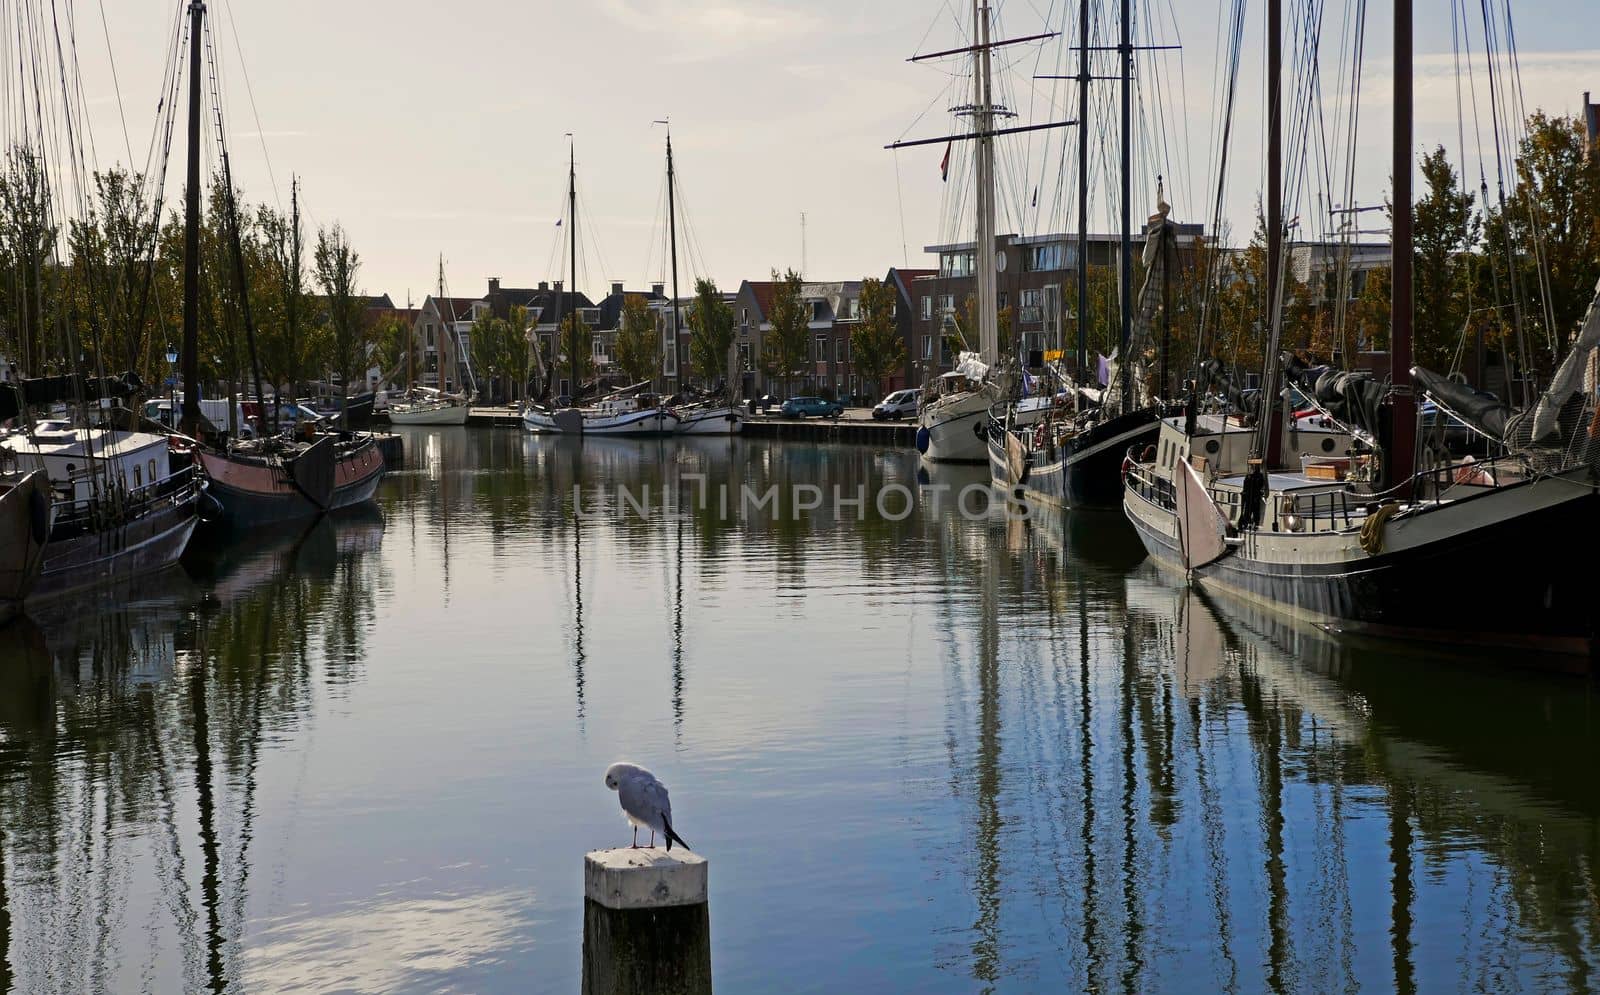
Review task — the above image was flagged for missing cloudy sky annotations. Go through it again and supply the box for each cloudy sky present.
[70,0,1597,304]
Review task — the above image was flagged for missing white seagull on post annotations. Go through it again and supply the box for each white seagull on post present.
[604,762,690,852]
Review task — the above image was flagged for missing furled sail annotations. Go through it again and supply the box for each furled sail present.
[1410,366,1512,441]
[1101,191,1171,415]
[1529,274,1600,443]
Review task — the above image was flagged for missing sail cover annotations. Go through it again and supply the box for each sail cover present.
[1410,366,1512,441]
[1101,194,1170,414]
[1281,354,1383,442]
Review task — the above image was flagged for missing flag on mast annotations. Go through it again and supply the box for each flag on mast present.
[939,141,952,182]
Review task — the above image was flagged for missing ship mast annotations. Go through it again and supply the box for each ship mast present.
[567,144,579,402]
[666,127,682,391]
[1261,0,1285,465]
[1076,0,1090,382]
[180,0,204,436]
[1117,0,1133,414]
[973,0,998,366]
[1390,0,1416,489]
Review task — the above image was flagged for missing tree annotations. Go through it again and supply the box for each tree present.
[0,146,60,374]
[313,223,366,414]
[557,310,594,393]
[465,303,532,403]
[373,311,417,386]
[956,295,1013,360]
[766,268,809,398]
[850,277,905,400]
[1413,146,1479,372]
[1481,111,1600,374]
[687,277,735,387]
[614,293,660,385]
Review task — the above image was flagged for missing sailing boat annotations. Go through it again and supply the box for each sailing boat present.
[390,260,473,425]
[181,10,386,529]
[656,127,745,436]
[522,143,680,437]
[1121,0,1600,657]
[985,0,1165,507]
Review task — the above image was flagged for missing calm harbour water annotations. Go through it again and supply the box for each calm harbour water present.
[1,427,1597,993]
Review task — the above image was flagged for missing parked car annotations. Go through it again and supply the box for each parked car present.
[872,389,920,421]
[781,396,843,419]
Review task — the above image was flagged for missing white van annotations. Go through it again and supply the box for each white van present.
[144,398,256,438]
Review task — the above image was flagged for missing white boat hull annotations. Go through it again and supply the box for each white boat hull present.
[675,406,745,435]
[916,389,994,463]
[521,406,681,437]
[388,401,470,426]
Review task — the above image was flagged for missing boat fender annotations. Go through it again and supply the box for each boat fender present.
[1033,423,1046,449]
[1121,454,1135,479]
[972,420,985,440]
[28,487,47,545]
[1359,502,1400,555]
[915,427,931,453]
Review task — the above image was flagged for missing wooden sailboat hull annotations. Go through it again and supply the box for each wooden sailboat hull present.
[0,471,50,624]
[198,437,386,529]
[521,406,681,437]
[1124,464,1600,657]
[28,477,201,605]
[389,400,470,425]
[988,406,1160,509]
[674,406,745,435]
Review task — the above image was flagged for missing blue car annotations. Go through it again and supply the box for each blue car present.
[781,396,843,419]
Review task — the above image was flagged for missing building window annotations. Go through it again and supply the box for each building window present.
[664,329,677,375]
[426,324,435,348]
[998,291,1008,311]
[815,335,827,363]
[1024,242,1067,272]
[835,337,845,362]
[940,251,975,278]
[592,340,605,357]
[738,343,751,370]
[939,294,955,316]
[922,336,934,360]
[921,296,932,320]
[742,307,749,324]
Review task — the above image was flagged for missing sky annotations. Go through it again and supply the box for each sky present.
[62,0,1600,306]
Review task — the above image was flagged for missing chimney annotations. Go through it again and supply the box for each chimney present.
[651,282,665,297]
[539,280,549,292]
[489,277,500,295]
[611,281,624,298]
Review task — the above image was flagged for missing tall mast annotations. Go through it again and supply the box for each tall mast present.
[180,0,204,436]
[973,0,998,366]
[437,257,446,389]
[1117,0,1132,413]
[1076,0,1090,380]
[1261,0,1285,465]
[1390,0,1415,487]
[568,143,579,400]
[667,129,682,390]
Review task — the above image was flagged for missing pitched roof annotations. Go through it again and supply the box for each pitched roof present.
[430,296,482,323]
[740,280,777,322]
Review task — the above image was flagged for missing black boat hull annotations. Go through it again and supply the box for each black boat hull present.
[29,482,200,605]
[990,406,1160,509]
[1124,468,1600,657]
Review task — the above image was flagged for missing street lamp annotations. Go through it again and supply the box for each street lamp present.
[165,345,178,428]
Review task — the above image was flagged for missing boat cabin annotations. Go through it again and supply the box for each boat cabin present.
[0,422,173,504]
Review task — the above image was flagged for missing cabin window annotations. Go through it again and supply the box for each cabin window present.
[149,458,158,482]
[133,465,142,488]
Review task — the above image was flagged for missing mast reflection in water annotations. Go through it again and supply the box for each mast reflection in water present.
[0,427,1594,992]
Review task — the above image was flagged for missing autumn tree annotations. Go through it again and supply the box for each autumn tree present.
[614,293,660,385]
[766,268,809,398]
[687,277,735,388]
[850,277,905,400]
[557,310,594,394]
[313,223,367,417]
[1412,146,1480,372]
[1481,111,1600,374]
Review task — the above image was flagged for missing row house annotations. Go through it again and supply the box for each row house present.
[731,279,868,401]
[410,294,486,392]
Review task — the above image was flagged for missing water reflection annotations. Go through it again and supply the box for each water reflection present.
[0,513,384,993]
[0,428,1594,992]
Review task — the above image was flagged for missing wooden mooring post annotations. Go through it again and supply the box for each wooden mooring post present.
[582,848,711,995]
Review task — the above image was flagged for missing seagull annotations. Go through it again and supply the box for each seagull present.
[604,762,690,852]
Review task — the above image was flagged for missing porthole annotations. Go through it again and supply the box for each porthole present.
[1205,439,1220,455]
[1321,437,1335,453]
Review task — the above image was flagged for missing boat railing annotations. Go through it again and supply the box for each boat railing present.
[51,464,201,533]
[1125,463,1174,509]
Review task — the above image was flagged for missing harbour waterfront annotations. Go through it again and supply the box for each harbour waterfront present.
[0,427,1596,992]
